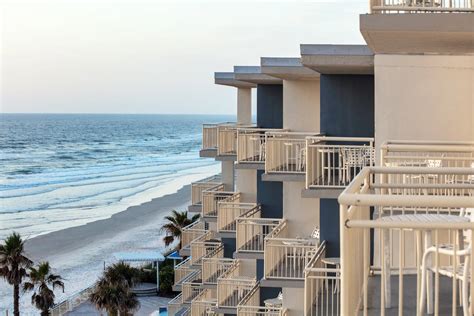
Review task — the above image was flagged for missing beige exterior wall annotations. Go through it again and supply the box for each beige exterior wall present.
[375,54,474,153]
[282,288,304,316]
[237,87,252,125]
[221,160,234,191]
[235,169,257,203]
[283,182,319,236]
[283,79,320,131]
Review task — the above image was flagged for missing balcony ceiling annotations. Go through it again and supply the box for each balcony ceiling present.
[360,13,474,54]
[260,57,320,80]
[233,66,283,85]
[300,44,374,74]
[214,72,256,88]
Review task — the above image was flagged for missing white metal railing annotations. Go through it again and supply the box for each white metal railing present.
[264,221,320,280]
[202,257,235,284]
[175,257,197,286]
[370,0,474,13]
[304,241,341,316]
[191,175,222,205]
[49,283,96,316]
[339,166,474,315]
[236,206,284,253]
[168,293,184,316]
[265,132,321,174]
[217,123,255,156]
[381,140,474,169]
[202,124,219,150]
[202,185,238,217]
[190,232,222,266]
[182,270,203,304]
[237,283,288,316]
[191,288,218,316]
[306,137,375,189]
[217,261,257,309]
[217,202,259,233]
[182,220,207,250]
[237,128,287,164]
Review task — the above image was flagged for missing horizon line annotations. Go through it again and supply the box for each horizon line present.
[0,112,239,116]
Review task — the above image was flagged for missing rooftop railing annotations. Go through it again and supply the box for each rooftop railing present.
[264,221,319,280]
[191,176,222,206]
[202,124,219,150]
[202,185,239,218]
[237,283,288,316]
[370,0,474,13]
[236,206,284,254]
[265,132,321,174]
[202,258,235,285]
[190,232,223,266]
[175,257,197,287]
[339,166,474,315]
[306,137,375,189]
[191,288,218,316]
[237,128,287,164]
[217,261,257,309]
[182,220,207,250]
[217,202,259,233]
[381,140,474,169]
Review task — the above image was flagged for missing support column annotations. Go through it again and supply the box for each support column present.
[221,161,234,191]
[237,87,252,125]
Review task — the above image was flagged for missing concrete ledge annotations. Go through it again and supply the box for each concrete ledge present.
[215,307,237,315]
[301,188,343,199]
[261,173,305,182]
[202,216,217,223]
[217,231,236,239]
[179,247,190,257]
[260,278,304,288]
[172,284,182,292]
[214,72,256,88]
[233,251,264,260]
[201,283,217,289]
[300,44,374,75]
[360,13,474,54]
[215,154,236,162]
[188,204,202,213]
[260,57,320,80]
[234,66,283,85]
[200,148,217,158]
[235,162,265,170]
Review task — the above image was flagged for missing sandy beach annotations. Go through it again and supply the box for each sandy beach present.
[1,184,192,314]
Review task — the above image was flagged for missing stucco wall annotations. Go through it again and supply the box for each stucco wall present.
[237,87,252,125]
[283,79,320,131]
[283,182,319,236]
[235,169,257,203]
[375,54,474,152]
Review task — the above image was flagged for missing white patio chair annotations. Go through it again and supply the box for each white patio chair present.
[419,208,473,316]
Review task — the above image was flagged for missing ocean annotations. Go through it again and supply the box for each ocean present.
[0,113,228,240]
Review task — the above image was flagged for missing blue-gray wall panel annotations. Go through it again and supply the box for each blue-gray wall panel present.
[256,84,283,129]
[257,170,283,219]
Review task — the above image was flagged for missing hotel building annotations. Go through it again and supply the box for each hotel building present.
[169,1,474,315]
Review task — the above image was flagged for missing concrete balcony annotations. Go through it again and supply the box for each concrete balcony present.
[236,128,287,170]
[200,123,219,158]
[190,232,223,266]
[339,166,474,315]
[263,221,320,288]
[182,270,203,305]
[217,123,256,161]
[237,284,288,316]
[202,258,235,286]
[189,176,222,213]
[174,257,197,291]
[235,206,284,260]
[190,288,217,316]
[217,260,257,314]
[180,220,207,257]
[202,188,240,220]
[168,293,189,316]
[217,202,259,237]
[263,131,321,182]
[381,140,474,169]
[304,136,375,198]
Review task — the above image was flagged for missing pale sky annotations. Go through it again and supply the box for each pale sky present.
[1,0,368,115]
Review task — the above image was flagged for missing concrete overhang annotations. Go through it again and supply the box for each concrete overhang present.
[214,72,256,88]
[260,57,320,80]
[360,13,474,54]
[234,66,283,85]
[300,44,374,74]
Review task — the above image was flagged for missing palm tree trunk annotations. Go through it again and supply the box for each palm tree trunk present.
[13,284,19,316]
[41,310,49,316]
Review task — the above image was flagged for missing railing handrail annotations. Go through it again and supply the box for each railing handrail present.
[264,219,287,240]
[237,217,283,224]
[304,240,327,272]
[182,220,205,231]
[175,257,192,269]
[382,140,474,147]
[307,136,375,143]
[382,143,474,153]
[237,127,289,133]
[266,131,322,138]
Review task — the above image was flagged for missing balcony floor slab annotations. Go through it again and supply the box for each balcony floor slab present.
[215,155,237,162]
[260,278,304,288]
[200,148,217,158]
[233,251,264,260]
[301,188,343,199]
[235,162,265,170]
[261,173,305,182]
[188,203,202,213]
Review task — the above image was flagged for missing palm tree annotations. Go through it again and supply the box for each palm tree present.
[0,232,33,316]
[160,210,200,249]
[89,263,140,316]
[23,262,64,316]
